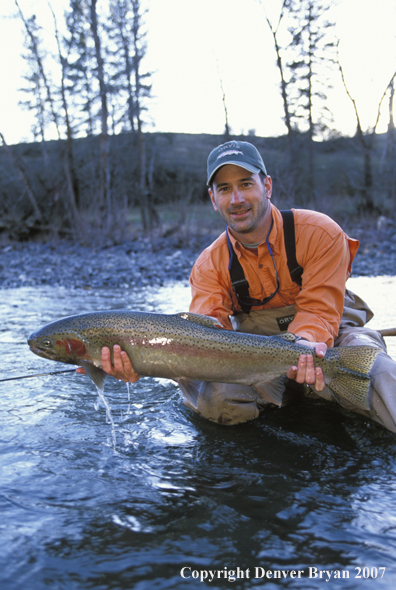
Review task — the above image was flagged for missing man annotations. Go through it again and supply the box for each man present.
[92,141,396,432]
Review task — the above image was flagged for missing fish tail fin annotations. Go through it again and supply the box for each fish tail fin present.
[329,346,380,410]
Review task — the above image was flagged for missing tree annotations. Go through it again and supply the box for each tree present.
[89,0,112,227]
[339,49,396,213]
[10,0,154,237]
[261,0,296,171]
[63,0,98,137]
[49,2,80,215]
[108,0,155,230]
[380,78,396,204]
[15,0,81,227]
[261,0,336,201]
[286,0,336,196]
[16,2,50,150]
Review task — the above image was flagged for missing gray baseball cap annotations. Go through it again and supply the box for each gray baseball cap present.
[207,140,267,185]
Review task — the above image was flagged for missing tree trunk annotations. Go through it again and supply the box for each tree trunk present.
[306,1,315,198]
[90,0,112,227]
[264,2,297,173]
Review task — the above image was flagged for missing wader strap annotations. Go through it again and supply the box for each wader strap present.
[226,223,279,314]
[226,228,252,314]
[227,210,303,314]
[280,209,303,287]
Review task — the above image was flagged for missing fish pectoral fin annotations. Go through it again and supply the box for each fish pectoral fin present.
[253,377,286,407]
[80,361,108,391]
[176,312,223,329]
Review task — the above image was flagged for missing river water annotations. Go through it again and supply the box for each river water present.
[1,276,396,590]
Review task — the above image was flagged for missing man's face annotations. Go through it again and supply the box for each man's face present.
[209,164,272,242]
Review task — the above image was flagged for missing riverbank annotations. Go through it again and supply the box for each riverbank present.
[1,222,395,289]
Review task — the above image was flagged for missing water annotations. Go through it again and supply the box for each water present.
[0,276,396,590]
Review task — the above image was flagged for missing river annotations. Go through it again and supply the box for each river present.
[0,276,396,589]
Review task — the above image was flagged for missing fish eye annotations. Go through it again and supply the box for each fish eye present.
[42,338,52,347]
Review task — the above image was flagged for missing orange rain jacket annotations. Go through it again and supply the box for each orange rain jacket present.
[189,205,359,347]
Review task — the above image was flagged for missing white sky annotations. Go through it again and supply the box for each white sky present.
[0,0,395,145]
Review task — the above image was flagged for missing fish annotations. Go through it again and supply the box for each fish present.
[28,310,380,410]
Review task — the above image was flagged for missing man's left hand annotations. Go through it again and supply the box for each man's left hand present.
[286,341,327,391]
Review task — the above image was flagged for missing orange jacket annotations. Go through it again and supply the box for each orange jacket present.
[189,205,359,346]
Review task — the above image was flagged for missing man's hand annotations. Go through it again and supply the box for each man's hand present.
[76,344,141,383]
[286,341,327,391]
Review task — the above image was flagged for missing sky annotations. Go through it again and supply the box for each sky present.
[0,0,395,145]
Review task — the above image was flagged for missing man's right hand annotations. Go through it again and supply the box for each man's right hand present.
[76,344,141,383]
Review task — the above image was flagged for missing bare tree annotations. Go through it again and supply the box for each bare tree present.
[213,58,231,139]
[380,78,396,204]
[48,2,80,217]
[106,0,156,230]
[339,49,396,212]
[130,0,158,230]
[16,2,49,161]
[15,0,82,229]
[261,0,296,168]
[15,1,61,139]
[90,0,112,226]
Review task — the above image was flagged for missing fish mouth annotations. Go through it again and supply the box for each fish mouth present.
[29,345,57,360]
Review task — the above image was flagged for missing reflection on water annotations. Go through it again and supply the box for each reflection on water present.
[0,276,396,589]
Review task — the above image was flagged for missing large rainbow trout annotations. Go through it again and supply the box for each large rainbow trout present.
[28,310,380,409]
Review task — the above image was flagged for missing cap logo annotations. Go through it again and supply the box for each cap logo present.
[216,149,243,160]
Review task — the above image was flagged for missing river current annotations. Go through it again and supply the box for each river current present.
[1,276,396,589]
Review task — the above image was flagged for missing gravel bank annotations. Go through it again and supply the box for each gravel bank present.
[1,225,395,289]
[0,235,212,289]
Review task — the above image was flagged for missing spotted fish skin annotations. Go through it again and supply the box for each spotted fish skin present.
[28,310,380,409]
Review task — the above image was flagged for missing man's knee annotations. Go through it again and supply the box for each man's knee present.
[196,382,265,425]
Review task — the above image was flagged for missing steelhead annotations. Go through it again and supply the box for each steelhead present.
[28,310,380,410]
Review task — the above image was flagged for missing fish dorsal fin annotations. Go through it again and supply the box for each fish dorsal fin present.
[275,332,297,343]
[176,312,222,329]
[80,361,108,391]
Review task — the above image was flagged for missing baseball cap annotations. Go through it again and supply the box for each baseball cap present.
[207,140,267,185]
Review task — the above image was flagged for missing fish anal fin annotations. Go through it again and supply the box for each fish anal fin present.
[80,361,108,391]
[253,377,286,407]
[176,378,206,410]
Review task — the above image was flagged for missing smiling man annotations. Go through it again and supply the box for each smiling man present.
[96,140,396,433]
[183,140,396,430]
[209,164,272,241]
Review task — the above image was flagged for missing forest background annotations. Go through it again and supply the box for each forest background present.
[0,0,395,244]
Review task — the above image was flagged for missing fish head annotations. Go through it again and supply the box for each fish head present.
[28,326,89,365]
